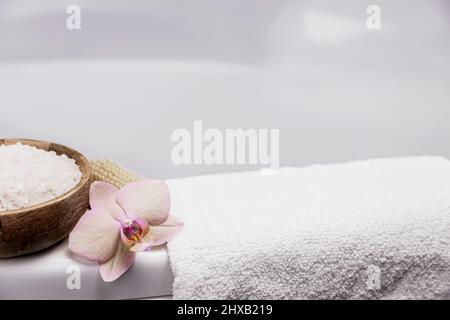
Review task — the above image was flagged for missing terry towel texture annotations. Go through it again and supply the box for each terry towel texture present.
[167,157,450,299]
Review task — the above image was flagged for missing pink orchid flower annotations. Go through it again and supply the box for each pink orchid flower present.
[68,180,184,282]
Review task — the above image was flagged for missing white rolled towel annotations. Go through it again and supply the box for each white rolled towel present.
[167,157,450,299]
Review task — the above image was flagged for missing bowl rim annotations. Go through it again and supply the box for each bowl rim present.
[0,138,92,216]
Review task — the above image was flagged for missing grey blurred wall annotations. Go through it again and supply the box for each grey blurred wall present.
[0,0,449,178]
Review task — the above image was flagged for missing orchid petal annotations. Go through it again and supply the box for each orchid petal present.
[89,181,128,223]
[116,180,170,225]
[68,208,120,263]
[99,240,135,282]
[150,215,185,246]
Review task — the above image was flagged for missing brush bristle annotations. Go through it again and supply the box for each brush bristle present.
[91,159,142,188]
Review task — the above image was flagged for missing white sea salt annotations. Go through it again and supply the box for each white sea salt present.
[0,143,82,211]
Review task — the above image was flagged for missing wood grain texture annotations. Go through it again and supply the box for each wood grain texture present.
[0,139,93,258]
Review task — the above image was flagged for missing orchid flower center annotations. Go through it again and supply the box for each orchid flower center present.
[122,219,143,242]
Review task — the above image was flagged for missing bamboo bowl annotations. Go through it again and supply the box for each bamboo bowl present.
[0,139,93,258]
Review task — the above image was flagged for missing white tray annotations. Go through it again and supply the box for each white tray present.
[0,240,173,299]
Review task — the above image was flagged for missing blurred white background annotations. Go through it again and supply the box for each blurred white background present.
[0,0,449,178]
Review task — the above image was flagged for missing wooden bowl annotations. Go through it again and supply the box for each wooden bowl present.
[0,139,93,258]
